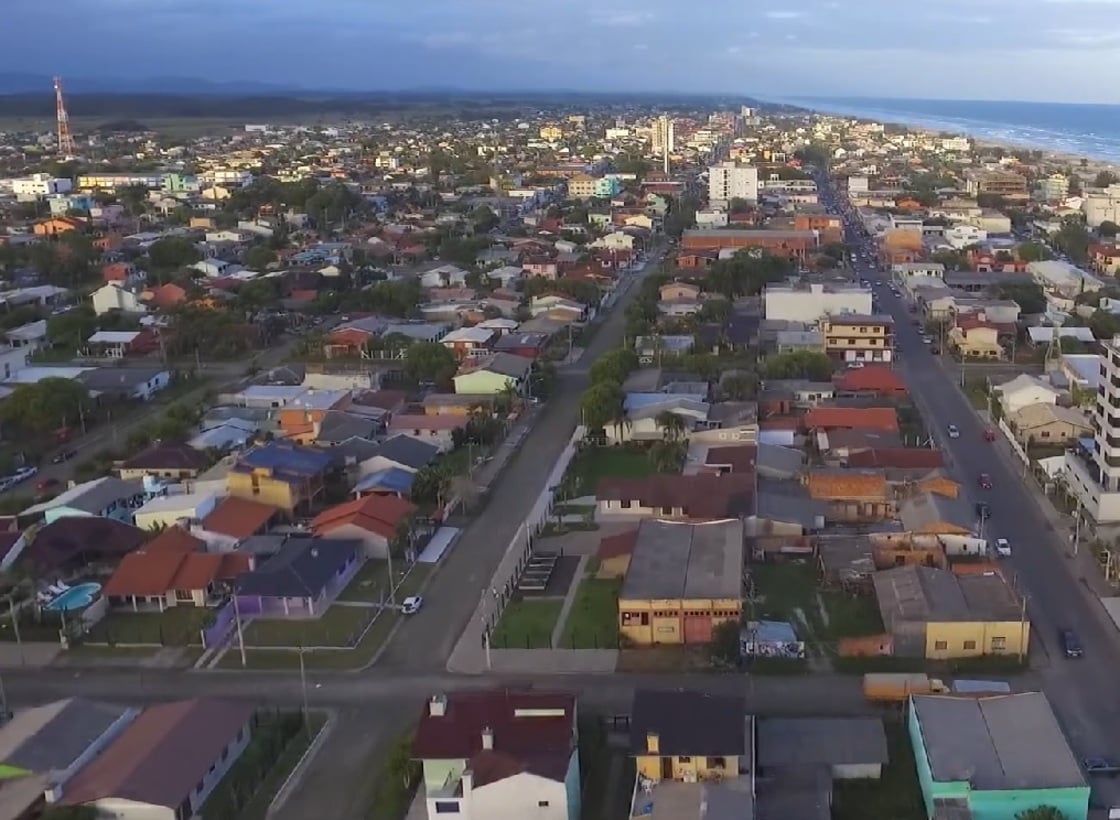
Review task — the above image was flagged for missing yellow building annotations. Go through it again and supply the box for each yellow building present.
[821,314,895,365]
[948,322,1004,359]
[539,125,563,141]
[873,565,1029,660]
[567,174,597,199]
[225,441,331,515]
[617,519,743,646]
[631,690,746,784]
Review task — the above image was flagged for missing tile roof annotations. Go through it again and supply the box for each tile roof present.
[102,543,248,598]
[120,441,211,472]
[833,366,907,394]
[235,537,358,598]
[412,690,575,785]
[311,494,416,540]
[596,528,638,561]
[0,698,133,775]
[807,470,889,501]
[23,518,146,574]
[61,699,254,809]
[200,496,279,540]
[596,473,754,520]
[146,526,205,554]
[845,448,945,469]
[803,407,899,432]
[705,445,758,474]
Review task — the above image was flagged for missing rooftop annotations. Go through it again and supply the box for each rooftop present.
[620,519,743,601]
[873,565,1022,625]
[629,690,746,757]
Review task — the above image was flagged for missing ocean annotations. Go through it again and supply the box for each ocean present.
[782,96,1120,164]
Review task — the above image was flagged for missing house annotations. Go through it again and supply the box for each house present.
[0,698,136,801]
[83,330,159,360]
[91,282,147,316]
[310,494,416,558]
[78,366,171,401]
[597,473,755,521]
[452,353,533,396]
[629,689,747,785]
[117,441,212,481]
[422,394,499,416]
[803,407,899,433]
[132,491,220,531]
[58,699,256,820]
[993,374,1061,415]
[897,491,975,535]
[821,314,895,364]
[359,435,440,477]
[806,470,892,523]
[21,516,146,575]
[387,414,467,453]
[22,476,148,525]
[948,320,1004,359]
[1008,403,1092,447]
[441,327,497,360]
[757,717,888,781]
[873,565,1028,659]
[608,394,710,444]
[226,442,333,515]
[412,690,580,820]
[276,389,351,442]
[618,519,744,646]
[199,496,279,542]
[833,366,907,397]
[909,693,1088,820]
[493,332,551,360]
[102,533,251,611]
[235,536,361,617]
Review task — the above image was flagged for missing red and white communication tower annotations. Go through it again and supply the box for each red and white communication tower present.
[53,76,75,156]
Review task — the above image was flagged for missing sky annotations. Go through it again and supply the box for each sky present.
[6,0,1120,102]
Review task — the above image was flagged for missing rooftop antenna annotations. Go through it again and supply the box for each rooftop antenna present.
[53,76,75,156]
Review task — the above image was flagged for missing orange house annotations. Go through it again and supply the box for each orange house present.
[794,214,844,245]
[278,393,350,443]
[33,217,84,237]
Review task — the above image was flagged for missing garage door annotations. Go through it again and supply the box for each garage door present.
[683,614,713,644]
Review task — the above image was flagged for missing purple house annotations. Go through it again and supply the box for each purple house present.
[234,536,360,618]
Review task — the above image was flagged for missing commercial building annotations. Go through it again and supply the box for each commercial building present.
[820,314,895,364]
[681,229,818,263]
[76,173,166,190]
[617,519,744,646]
[708,162,759,207]
[873,565,1029,659]
[10,173,73,198]
[763,282,872,323]
[1082,183,1120,228]
[1063,334,1120,523]
[908,693,1089,820]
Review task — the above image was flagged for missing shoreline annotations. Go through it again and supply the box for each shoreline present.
[791,100,1119,169]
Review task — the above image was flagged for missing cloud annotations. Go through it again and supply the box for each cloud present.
[765,9,805,19]
[591,10,656,26]
[1048,27,1120,45]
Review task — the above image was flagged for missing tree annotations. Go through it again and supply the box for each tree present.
[708,619,741,668]
[650,440,685,472]
[1099,220,1120,239]
[243,245,277,270]
[410,464,450,507]
[655,410,687,442]
[470,205,499,233]
[1053,218,1091,265]
[721,372,757,400]
[147,236,201,271]
[994,282,1046,315]
[763,351,834,382]
[1016,241,1052,263]
[1015,808,1067,820]
[588,348,638,386]
[1094,171,1118,188]
[404,341,457,385]
[236,278,280,310]
[0,378,89,432]
[47,306,98,350]
[579,381,624,432]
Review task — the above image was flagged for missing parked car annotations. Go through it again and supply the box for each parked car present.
[9,466,36,484]
[50,450,76,464]
[983,428,997,442]
[1060,628,1084,658]
[994,538,1012,558]
[1084,757,1120,775]
[401,596,424,615]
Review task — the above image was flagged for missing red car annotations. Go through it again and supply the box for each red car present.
[978,473,993,490]
[984,429,996,442]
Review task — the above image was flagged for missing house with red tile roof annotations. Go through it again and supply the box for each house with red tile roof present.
[844,448,945,470]
[412,690,580,820]
[596,473,754,521]
[833,366,907,397]
[199,496,279,542]
[310,494,416,558]
[803,407,899,433]
[60,698,255,818]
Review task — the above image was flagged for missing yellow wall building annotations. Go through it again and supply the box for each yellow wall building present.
[630,690,747,785]
[821,315,895,364]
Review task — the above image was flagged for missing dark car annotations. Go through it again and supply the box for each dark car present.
[978,473,993,490]
[1060,628,1084,658]
[50,450,76,464]
[1084,756,1120,775]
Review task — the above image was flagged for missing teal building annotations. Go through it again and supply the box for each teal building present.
[908,693,1089,820]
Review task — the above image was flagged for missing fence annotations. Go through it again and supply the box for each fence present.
[201,601,237,650]
[997,418,1029,466]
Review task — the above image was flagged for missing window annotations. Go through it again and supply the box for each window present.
[963,640,977,650]
[934,640,948,651]
[991,636,1007,651]
[434,801,460,814]
[710,756,727,768]
[538,801,550,808]
[678,756,692,763]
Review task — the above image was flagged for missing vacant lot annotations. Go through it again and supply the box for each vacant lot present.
[559,569,620,649]
[565,446,655,496]
[489,598,563,649]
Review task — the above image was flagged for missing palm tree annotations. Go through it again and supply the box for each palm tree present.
[655,410,687,442]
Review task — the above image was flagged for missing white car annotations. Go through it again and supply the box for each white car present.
[947,424,960,439]
[9,466,36,484]
[994,538,1012,558]
[401,596,424,615]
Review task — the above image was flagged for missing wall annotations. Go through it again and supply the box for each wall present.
[908,701,961,818]
[422,758,466,791]
[471,771,569,820]
[967,786,1089,820]
[227,472,295,512]
[90,798,174,820]
[924,620,1029,660]
[635,754,739,783]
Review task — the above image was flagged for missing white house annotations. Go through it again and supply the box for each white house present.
[891,262,945,283]
[993,374,1061,415]
[413,691,580,820]
[763,282,872,323]
[593,231,637,251]
[91,282,147,316]
[421,265,470,289]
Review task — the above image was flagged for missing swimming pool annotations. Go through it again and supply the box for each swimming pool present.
[44,583,102,612]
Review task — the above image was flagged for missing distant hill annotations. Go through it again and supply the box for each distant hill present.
[0,73,301,96]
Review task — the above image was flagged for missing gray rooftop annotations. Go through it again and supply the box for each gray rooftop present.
[621,519,743,601]
[0,698,134,775]
[897,490,974,533]
[757,718,888,769]
[874,565,1022,626]
[912,693,1086,791]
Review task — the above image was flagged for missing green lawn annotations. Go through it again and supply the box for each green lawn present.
[566,445,656,496]
[84,607,214,646]
[242,605,374,648]
[337,560,429,603]
[832,721,925,820]
[559,573,620,649]
[489,598,564,649]
[750,562,884,652]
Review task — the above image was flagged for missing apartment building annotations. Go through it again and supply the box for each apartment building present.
[821,314,895,364]
[708,162,759,206]
[763,282,872,323]
[1083,184,1120,228]
[963,169,1028,200]
[651,114,674,156]
[1038,174,1070,203]
[1063,333,1120,523]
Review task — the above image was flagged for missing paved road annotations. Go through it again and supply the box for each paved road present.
[375,249,665,672]
[824,178,1120,808]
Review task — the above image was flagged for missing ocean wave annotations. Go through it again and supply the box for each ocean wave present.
[778,99,1120,163]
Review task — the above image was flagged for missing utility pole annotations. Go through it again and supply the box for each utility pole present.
[1018,594,1029,663]
[298,644,309,734]
[233,593,247,668]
